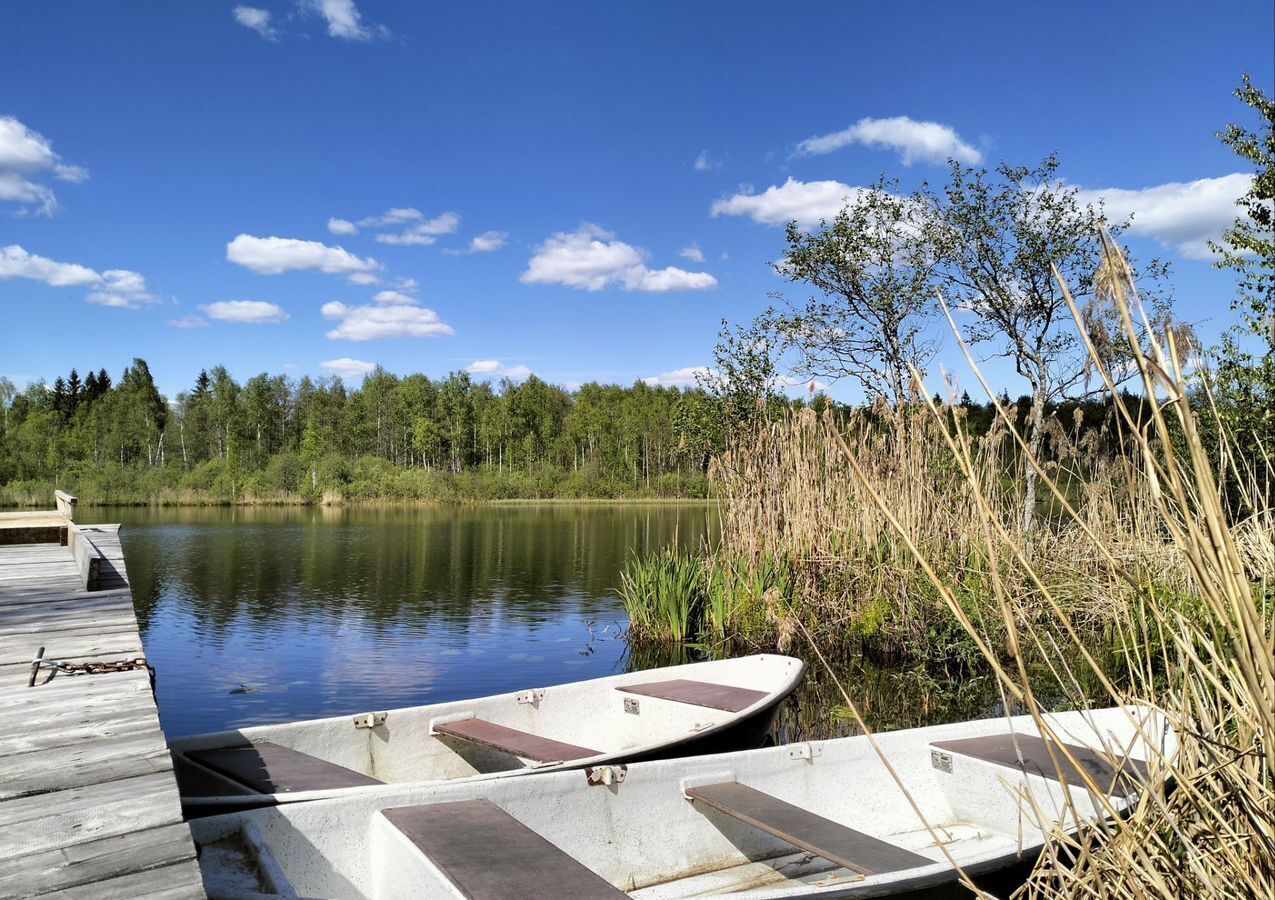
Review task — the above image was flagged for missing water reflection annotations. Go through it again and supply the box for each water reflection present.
[99,503,1026,742]
[96,504,716,736]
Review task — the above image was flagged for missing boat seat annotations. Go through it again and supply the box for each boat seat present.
[931,733,1149,795]
[183,742,383,794]
[433,717,600,763]
[616,678,768,712]
[384,799,626,899]
[686,782,931,876]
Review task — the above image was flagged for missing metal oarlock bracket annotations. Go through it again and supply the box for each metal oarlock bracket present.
[585,764,627,786]
[516,689,545,705]
[353,712,387,729]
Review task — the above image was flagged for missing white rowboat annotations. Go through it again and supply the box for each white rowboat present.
[191,704,1173,898]
[173,654,807,813]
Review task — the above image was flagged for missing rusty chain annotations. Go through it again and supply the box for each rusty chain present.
[28,646,156,693]
[52,658,151,676]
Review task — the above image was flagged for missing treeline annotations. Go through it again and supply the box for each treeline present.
[0,362,732,503]
[0,357,1151,506]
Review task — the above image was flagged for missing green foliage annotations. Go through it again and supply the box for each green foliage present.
[617,548,705,642]
[619,549,793,646]
[0,361,724,504]
[1211,75,1275,469]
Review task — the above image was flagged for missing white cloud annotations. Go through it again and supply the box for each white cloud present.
[643,366,716,388]
[321,298,454,340]
[0,244,98,286]
[795,116,982,166]
[200,299,289,324]
[347,271,379,285]
[679,243,705,263]
[357,207,423,228]
[328,217,357,235]
[321,357,378,381]
[169,315,208,329]
[711,178,866,228]
[521,224,717,293]
[226,234,380,276]
[233,5,278,39]
[693,150,718,172]
[375,212,461,246]
[372,289,416,305]
[303,0,388,41]
[0,116,88,215]
[1,245,156,308]
[1075,173,1253,260]
[469,230,507,253]
[466,359,533,381]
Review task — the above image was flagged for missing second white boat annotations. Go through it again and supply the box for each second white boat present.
[173,653,808,813]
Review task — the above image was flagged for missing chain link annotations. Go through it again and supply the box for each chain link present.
[52,657,150,676]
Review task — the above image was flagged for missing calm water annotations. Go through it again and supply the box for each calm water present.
[88,503,1007,740]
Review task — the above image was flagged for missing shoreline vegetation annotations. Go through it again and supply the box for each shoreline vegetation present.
[618,80,1274,898]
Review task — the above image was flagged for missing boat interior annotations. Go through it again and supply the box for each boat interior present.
[173,654,805,804]
[191,706,1171,899]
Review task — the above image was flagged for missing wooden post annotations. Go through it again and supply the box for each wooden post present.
[54,490,77,521]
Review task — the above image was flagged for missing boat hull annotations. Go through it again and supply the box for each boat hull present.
[174,653,808,815]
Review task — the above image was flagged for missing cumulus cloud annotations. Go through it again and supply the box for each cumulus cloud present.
[679,243,705,263]
[169,315,209,329]
[795,116,982,166]
[0,116,89,215]
[200,299,289,324]
[321,296,454,340]
[710,178,867,228]
[372,289,416,305]
[226,234,380,277]
[693,150,718,172]
[1075,173,1253,260]
[328,217,357,235]
[469,230,507,253]
[466,359,533,381]
[232,5,278,39]
[521,224,717,293]
[347,271,379,285]
[357,207,423,228]
[444,230,508,256]
[1,245,156,308]
[643,366,716,388]
[321,357,378,381]
[303,0,389,40]
[375,212,461,246]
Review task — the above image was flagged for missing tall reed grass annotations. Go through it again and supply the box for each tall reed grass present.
[819,236,1273,897]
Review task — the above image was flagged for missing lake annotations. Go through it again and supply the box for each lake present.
[88,503,1006,740]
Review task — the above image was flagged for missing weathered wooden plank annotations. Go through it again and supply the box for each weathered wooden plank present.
[48,859,208,900]
[0,731,174,800]
[686,782,931,876]
[0,820,199,899]
[0,521,202,898]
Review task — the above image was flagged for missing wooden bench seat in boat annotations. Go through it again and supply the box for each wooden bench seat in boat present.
[686,782,931,876]
[931,733,1149,795]
[384,799,626,899]
[184,742,383,794]
[616,678,768,713]
[433,717,600,763]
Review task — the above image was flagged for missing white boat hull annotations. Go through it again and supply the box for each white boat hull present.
[190,704,1174,898]
[172,654,808,812]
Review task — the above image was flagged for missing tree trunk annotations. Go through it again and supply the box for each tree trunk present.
[1021,386,1047,535]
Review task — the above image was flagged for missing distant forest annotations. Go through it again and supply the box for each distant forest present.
[0,358,1136,506]
[0,360,728,503]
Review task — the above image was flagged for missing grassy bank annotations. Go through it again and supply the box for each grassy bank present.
[0,458,710,507]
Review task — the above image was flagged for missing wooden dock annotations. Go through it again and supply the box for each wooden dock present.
[0,503,205,898]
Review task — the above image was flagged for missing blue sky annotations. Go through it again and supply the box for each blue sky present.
[2,1,1272,400]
